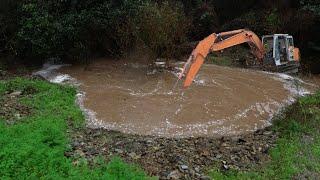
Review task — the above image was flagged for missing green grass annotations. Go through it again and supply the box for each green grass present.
[0,78,150,179]
[210,91,320,179]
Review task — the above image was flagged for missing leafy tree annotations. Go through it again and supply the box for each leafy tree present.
[300,0,320,16]
[136,1,188,58]
[0,0,18,56]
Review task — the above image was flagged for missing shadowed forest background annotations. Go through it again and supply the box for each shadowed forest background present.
[0,0,319,72]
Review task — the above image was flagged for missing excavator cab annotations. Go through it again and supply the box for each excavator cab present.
[262,34,300,73]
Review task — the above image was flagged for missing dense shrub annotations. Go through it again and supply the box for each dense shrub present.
[0,0,18,56]
[5,0,188,62]
[0,0,319,65]
[300,0,320,16]
[136,1,188,58]
[181,1,220,40]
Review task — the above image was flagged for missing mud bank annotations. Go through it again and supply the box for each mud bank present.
[34,59,314,137]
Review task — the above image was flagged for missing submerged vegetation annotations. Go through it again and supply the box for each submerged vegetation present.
[210,91,320,179]
[0,78,149,179]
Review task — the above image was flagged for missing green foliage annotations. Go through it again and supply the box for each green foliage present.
[266,9,281,33]
[1,0,319,64]
[8,0,188,62]
[0,78,149,179]
[300,0,320,16]
[136,1,188,58]
[17,3,60,58]
[209,91,320,179]
[14,1,98,61]
[0,0,18,55]
[183,0,219,40]
[208,55,233,66]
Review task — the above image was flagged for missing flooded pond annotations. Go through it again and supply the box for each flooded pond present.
[36,59,315,137]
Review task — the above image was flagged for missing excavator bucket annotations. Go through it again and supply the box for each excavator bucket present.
[182,34,217,88]
[184,56,205,87]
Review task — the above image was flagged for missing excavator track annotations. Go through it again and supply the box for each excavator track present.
[275,63,300,74]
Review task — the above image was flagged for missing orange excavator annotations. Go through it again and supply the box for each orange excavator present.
[179,29,300,88]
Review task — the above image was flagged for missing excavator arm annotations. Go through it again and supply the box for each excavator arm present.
[180,29,265,87]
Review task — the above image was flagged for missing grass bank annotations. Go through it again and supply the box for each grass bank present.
[210,92,320,179]
[0,78,150,179]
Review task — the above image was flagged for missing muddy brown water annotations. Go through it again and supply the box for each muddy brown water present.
[55,59,314,137]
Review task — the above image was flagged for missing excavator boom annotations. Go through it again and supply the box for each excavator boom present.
[180,29,265,87]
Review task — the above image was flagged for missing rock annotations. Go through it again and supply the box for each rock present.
[235,165,241,170]
[128,152,141,160]
[195,173,202,178]
[87,148,99,156]
[180,165,189,171]
[115,149,124,154]
[222,160,227,164]
[14,113,21,119]
[167,170,181,179]
[75,149,85,157]
[263,131,273,135]
[238,138,246,143]
[147,69,158,75]
[152,146,160,151]
[72,141,80,147]
[215,154,222,159]
[154,60,166,68]
[221,142,228,147]
[32,74,47,80]
[201,150,210,157]
[231,136,240,142]
[129,152,136,157]
[92,131,101,137]
[200,175,211,180]
[189,169,196,177]
[10,91,22,96]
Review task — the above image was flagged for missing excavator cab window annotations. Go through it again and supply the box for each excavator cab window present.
[274,35,289,64]
[288,37,294,47]
[287,37,295,61]
[262,36,274,59]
